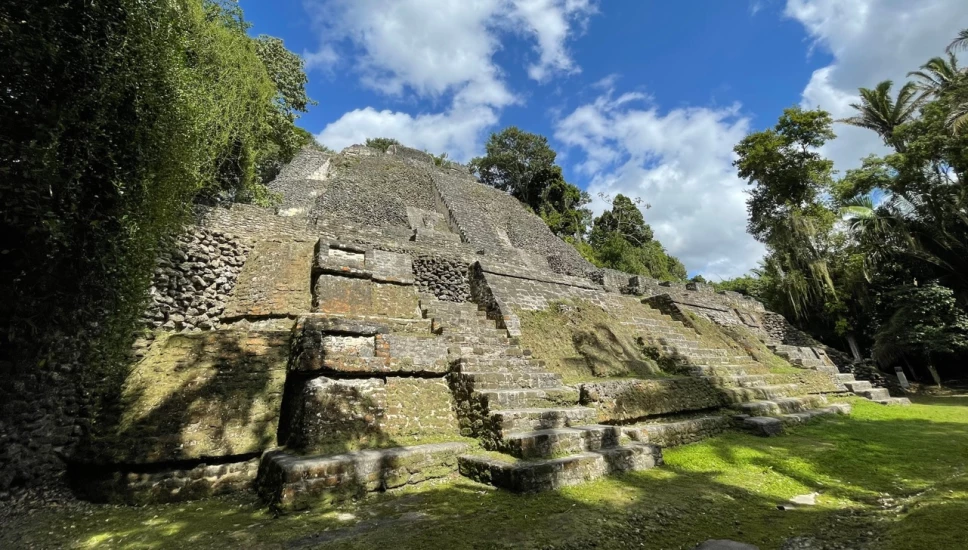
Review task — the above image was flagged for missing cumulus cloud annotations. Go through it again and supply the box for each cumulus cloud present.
[305,0,597,159]
[555,89,766,279]
[316,105,499,160]
[786,0,968,172]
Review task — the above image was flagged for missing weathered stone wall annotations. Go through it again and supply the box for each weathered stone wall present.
[268,147,333,218]
[311,154,440,230]
[431,170,596,276]
[413,255,471,302]
[74,458,259,506]
[287,377,460,453]
[222,239,316,320]
[289,316,449,375]
[314,275,419,318]
[0,343,85,492]
[141,227,250,332]
[79,330,289,465]
[579,378,725,423]
[195,204,314,242]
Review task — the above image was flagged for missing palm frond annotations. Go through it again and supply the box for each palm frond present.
[946,28,968,54]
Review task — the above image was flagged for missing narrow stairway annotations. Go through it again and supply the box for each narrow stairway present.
[420,296,662,492]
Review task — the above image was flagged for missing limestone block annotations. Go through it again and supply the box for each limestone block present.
[579,378,725,423]
[222,239,316,319]
[743,416,784,437]
[287,377,460,453]
[313,274,419,318]
[366,249,415,284]
[258,443,469,511]
[82,330,289,464]
[288,316,448,374]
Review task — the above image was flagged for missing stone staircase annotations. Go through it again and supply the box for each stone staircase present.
[420,297,663,492]
[618,301,903,425]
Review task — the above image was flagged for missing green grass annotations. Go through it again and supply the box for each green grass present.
[5,396,968,549]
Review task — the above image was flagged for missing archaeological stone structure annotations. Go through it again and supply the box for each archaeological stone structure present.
[4,143,911,507]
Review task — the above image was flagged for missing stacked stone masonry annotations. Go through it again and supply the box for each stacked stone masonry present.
[5,142,910,502]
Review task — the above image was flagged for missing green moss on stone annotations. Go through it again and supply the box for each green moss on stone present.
[516,300,667,384]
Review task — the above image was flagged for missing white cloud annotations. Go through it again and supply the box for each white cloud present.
[306,0,596,159]
[786,0,968,172]
[316,105,499,160]
[555,89,766,279]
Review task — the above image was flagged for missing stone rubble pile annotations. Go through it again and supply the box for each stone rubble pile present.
[412,255,471,302]
[141,228,250,332]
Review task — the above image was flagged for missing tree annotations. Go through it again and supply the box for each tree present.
[873,283,968,385]
[366,137,401,152]
[946,28,968,54]
[840,80,921,151]
[590,195,653,246]
[470,127,591,239]
[908,54,961,99]
[470,127,558,201]
[587,194,686,281]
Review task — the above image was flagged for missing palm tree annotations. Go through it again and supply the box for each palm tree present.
[945,29,968,134]
[946,29,968,54]
[908,54,960,99]
[839,80,921,151]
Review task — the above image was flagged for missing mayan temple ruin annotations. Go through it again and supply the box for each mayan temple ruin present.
[64,144,909,510]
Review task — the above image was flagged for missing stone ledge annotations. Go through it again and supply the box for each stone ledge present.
[623,416,731,447]
[579,378,725,423]
[458,443,662,492]
[257,442,470,511]
[74,458,259,505]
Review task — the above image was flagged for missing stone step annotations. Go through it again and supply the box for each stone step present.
[458,443,662,492]
[857,387,891,401]
[490,406,599,434]
[734,395,828,416]
[501,425,622,459]
[456,357,547,374]
[691,364,771,377]
[835,373,857,382]
[624,416,731,448]
[844,380,873,392]
[478,388,581,410]
[699,375,768,388]
[257,443,470,511]
[462,371,562,390]
[721,384,801,404]
[740,403,851,437]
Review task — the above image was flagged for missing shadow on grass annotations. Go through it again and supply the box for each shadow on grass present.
[22,402,965,550]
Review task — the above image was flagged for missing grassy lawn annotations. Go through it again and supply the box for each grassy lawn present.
[5,395,968,549]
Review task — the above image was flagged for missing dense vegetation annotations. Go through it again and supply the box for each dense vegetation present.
[0,1,314,405]
[471,127,687,281]
[723,29,968,384]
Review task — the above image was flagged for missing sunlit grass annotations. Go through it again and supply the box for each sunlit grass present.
[4,396,967,549]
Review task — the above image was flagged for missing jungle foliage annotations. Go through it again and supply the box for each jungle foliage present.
[0,1,314,393]
[471,128,686,281]
[724,29,968,383]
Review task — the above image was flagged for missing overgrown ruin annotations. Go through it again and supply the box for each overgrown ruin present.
[7,144,912,510]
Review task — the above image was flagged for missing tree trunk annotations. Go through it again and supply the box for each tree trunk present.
[926,364,942,387]
[902,355,920,382]
[846,334,862,362]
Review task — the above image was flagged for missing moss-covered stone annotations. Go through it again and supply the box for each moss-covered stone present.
[313,275,419,318]
[579,378,725,423]
[81,330,289,464]
[287,377,461,454]
[516,301,663,383]
[222,239,316,320]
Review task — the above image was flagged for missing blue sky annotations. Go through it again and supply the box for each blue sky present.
[240,0,968,279]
